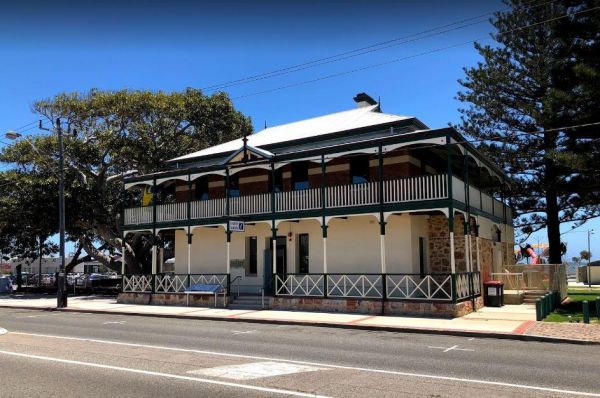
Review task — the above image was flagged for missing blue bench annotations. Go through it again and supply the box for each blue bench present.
[185,283,226,308]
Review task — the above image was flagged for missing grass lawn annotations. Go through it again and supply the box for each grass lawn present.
[543,288,600,323]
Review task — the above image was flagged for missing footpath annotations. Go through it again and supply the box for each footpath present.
[0,295,598,344]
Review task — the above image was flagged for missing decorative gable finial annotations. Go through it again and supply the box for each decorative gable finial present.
[242,130,249,163]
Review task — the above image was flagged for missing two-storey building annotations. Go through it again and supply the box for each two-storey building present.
[120,93,514,317]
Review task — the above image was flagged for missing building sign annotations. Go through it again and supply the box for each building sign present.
[229,220,245,232]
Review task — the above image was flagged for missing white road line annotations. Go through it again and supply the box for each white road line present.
[428,345,475,353]
[232,330,256,335]
[10,332,600,397]
[102,321,126,325]
[0,349,330,398]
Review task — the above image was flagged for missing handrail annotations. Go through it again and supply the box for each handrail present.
[259,287,265,309]
[230,275,242,298]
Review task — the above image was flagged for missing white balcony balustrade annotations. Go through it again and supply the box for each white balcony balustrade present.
[124,173,510,225]
[275,187,321,212]
[156,202,188,222]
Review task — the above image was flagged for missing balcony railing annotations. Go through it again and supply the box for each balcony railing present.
[124,173,509,225]
[451,176,512,220]
[125,174,450,225]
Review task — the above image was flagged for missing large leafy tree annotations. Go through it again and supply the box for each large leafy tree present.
[457,0,600,263]
[0,88,252,273]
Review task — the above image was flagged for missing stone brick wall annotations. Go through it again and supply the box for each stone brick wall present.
[270,296,483,318]
[427,214,468,273]
[117,292,228,307]
[428,214,450,273]
[479,238,493,282]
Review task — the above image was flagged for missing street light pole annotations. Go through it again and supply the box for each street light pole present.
[57,118,67,307]
[38,118,67,307]
[588,229,594,289]
[5,121,67,306]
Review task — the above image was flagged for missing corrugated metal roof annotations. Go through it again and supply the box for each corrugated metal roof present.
[170,104,414,162]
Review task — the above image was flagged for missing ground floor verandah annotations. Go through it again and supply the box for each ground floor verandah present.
[121,210,513,317]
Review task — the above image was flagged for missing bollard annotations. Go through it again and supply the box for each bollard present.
[583,300,590,324]
[596,297,600,320]
[536,298,543,321]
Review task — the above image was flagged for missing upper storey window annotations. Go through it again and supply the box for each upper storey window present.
[350,155,370,184]
[228,174,240,197]
[195,177,209,201]
[292,161,309,190]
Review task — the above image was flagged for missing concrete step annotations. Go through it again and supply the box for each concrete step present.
[232,297,263,303]
[228,303,264,310]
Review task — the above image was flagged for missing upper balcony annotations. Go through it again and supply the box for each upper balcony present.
[123,173,512,226]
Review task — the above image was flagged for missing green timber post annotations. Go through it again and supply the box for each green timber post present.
[225,168,231,291]
[321,154,328,298]
[270,161,277,294]
[447,135,456,302]
[378,143,387,310]
[151,176,158,292]
[187,174,193,280]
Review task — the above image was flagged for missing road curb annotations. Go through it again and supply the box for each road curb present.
[1,304,598,345]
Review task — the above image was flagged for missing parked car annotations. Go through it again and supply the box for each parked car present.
[75,273,121,293]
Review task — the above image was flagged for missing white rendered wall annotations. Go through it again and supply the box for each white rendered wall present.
[385,214,413,273]
[410,214,430,274]
[327,215,381,273]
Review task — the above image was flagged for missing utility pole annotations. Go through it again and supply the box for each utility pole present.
[40,118,67,307]
[57,118,66,307]
[588,229,594,289]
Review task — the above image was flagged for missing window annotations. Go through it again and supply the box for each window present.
[292,162,309,190]
[228,174,240,197]
[246,236,258,275]
[270,169,283,192]
[195,177,209,201]
[419,237,427,276]
[298,234,309,274]
[350,155,370,184]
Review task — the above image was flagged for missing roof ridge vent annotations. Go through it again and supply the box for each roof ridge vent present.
[353,92,378,108]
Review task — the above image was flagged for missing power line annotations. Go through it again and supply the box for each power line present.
[202,0,556,92]
[232,5,599,100]
[0,1,561,135]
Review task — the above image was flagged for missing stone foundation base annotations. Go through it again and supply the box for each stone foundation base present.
[117,292,482,318]
[117,292,228,308]
[269,296,483,318]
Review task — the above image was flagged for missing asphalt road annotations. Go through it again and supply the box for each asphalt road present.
[0,307,599,397]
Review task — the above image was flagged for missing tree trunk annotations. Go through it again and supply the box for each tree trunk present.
[545,188,562,264]
[544,131,562,265]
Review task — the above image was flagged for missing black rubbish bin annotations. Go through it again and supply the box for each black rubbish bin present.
[483,280,504,307]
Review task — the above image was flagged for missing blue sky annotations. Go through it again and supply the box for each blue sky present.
[0,0,597,261]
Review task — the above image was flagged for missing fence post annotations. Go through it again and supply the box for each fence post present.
[451,274,457,303]
[381,273,387,316]
[583,300,590,324]
[323,273,328,299]
[227,273,231,296]
[151,274,155,293]
[596,297,600,319]
[536,298,542,321]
